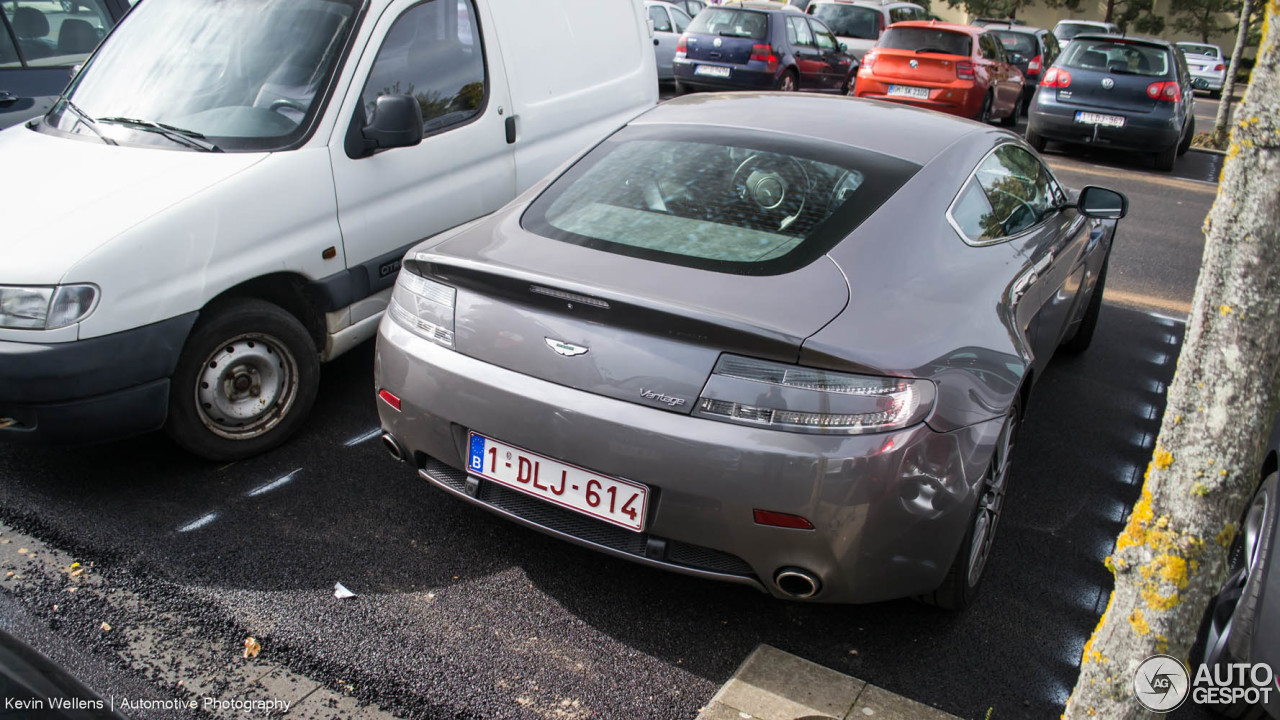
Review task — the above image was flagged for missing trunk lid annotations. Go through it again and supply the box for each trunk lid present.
[409,213,851,416]
[872,48,967,84]
[682,7,770,65]
[1053,67,1160,113]
[683,32,759,65]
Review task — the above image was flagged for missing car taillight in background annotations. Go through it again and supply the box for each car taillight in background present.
[1213,63,1225,71]
[750,43,779,72]
[676,35,687,60]
[955,61,974,80]
[1027,54,1042,76]
[1146,80,1181,102]
[1041,67,1071,87]
[861,51,876,71]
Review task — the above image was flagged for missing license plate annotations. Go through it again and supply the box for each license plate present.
[467,432,648,532]
[694,65,731,78]
[888,84,929,100]
[1075,111,1126,128]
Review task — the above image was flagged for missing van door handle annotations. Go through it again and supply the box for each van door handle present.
[0,92,17,105]
[505,115,517,144]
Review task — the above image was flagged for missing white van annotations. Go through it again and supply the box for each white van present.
[0,0,657,460]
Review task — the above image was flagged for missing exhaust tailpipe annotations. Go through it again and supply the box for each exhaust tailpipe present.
[381,433,405,463]
[774,568,821,599]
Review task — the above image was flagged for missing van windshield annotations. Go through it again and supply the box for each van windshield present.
[44,0,361,151]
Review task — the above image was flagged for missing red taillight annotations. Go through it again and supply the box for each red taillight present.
[1146,80,1181,102]
[1213,63,1225,71]
[753,509,815,530]
[378,389,402,411]
[956,60,974,80]
[1041,67,1071,88]
[750,43,779,71]
[862,51,876,71]
[1027,54,1042,76]
[676,35,687,56]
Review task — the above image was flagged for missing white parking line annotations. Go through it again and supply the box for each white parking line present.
[247,468,302,497]
[177,512,218,533]
[344,428,382,446]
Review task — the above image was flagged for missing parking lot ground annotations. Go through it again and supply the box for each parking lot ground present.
[0,104,1227,719]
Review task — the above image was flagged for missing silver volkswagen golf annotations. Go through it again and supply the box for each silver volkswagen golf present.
[375,93,1128,609]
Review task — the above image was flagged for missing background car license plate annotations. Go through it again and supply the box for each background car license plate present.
[694,65,731,78]
[467,432,648,532]
[1075,111,1125,128]
[888,85,929,100]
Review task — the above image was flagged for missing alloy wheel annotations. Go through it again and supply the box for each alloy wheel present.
[966,408,1017,587]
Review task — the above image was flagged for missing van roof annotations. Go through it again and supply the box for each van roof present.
[633,93,987,165]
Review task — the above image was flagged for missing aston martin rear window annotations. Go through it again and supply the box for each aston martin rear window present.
[522,125,920,276]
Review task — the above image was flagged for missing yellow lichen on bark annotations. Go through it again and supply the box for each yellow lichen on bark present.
[1129,608,1151,636]
[1153,447,1174,470]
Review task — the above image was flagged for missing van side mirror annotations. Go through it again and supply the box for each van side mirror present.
[839,41,848,51]
[1076,186,1128,219]
[362,94,423,152]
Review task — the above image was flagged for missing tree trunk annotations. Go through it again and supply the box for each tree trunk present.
[1213,0,1254,145]
[1063,3,1280,718]
[1105,0,1118,23]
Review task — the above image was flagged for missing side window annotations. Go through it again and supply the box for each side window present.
[951,145,1057,243]
[648,5,672,33]
[787,16,813,47]
[1044,33,1060,63]
[889,7,911,23]
[0,0,111,67]
[810,21,837,51]
[979,34,996,60]
[361,0,487,138]
[911,6,928,20]
[0,21,19,67]
[672,7,692,33]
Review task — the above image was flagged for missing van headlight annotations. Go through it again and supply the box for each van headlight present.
[0,285,99,330]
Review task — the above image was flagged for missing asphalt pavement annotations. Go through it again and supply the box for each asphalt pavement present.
[0,92,1233,720]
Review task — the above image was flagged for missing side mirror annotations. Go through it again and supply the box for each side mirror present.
[1076,185,1128,219]
[839,41,848,51]
[362,94,422,152]
[1008,52,1025,64]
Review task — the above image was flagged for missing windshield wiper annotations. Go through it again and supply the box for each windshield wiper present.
[97,117,221,152]
[59,100,116,146]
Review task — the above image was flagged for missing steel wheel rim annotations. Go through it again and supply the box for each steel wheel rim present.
[967,409,1016,586]
[194,332,299,440]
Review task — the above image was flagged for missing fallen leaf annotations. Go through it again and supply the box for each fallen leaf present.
[4,572,12,579]
[100,622,111,632]
[244,637,261,659]
[17,548,28,555]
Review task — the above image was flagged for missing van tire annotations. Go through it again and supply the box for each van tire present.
[166,299,320,461]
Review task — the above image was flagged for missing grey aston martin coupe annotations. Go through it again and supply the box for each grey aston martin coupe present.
[374,93,1128,609]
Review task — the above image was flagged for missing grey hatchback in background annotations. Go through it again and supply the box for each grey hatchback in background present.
[376,94,1128,609]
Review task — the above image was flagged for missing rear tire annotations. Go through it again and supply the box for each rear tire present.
[1153,141,1178,172]
[777,69,798,92]
[1059,254,1109,354]
[166,299,320,461]
[921,403,1021,610]
[1210,89,1222,100]
[1025,125,1047,153]
[673,80,692,96]
[975,92,993,124]
[1178,116,1195,156]
[999,96,1019,127]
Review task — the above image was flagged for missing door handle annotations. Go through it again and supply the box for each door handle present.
[504,115,517,144]
[0,91,16,105]
[654,38,660,46]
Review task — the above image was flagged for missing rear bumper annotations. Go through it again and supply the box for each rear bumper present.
[375,316,1004,604]
[1028,93,1182,152]
[0,314,196,445]
[672,59,777,90]
[853,77,981,118]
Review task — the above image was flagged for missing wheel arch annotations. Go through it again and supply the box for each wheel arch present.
[202,273,328,354]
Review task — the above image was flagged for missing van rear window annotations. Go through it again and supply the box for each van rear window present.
[522,125,920,276]
[686,8,768,40]
[879,27,971,56]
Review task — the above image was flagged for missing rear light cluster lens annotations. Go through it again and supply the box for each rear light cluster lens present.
[1041,67,1071,87]
[1213,63,1226,71]
[955,61,974,80]
[861,52,876,72]
[1146,81,1181,102]
[389,268,456,348]
[693,355,935,435]
[750,43,779,72]
[676,35,688,59]
[1027,54,1042,76]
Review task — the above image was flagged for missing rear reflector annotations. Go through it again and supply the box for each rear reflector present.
[378,389,402,412]
[754,509,815,530]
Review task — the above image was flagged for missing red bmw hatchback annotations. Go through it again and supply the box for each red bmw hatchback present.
[854,21,1023,125]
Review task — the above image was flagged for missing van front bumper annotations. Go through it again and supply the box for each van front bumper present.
[0,313,197,445]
